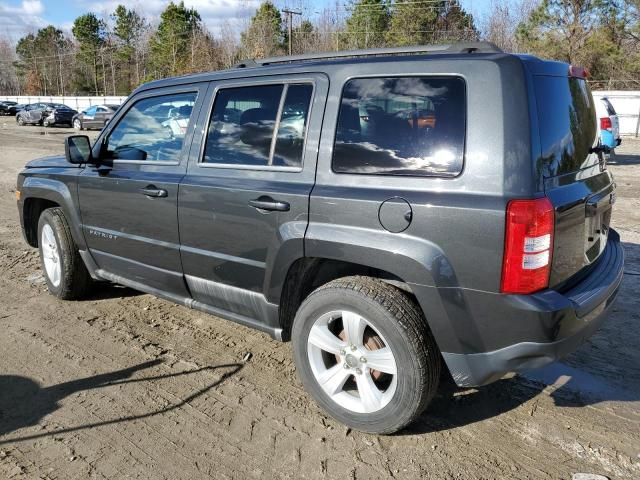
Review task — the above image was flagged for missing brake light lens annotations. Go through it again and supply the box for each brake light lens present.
[569,65,589,79]
[600,117,612,131]
[501,198,555,294]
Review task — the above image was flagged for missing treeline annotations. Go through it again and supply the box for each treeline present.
[0,0,639,96]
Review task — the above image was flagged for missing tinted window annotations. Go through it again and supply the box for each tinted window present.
[602,98,616,116]
[204,85,283,166]
[203,83,313,168]
[273,84,313,167]
[333,77,466,177]
[105,92,197,162]
[535,77,597,177]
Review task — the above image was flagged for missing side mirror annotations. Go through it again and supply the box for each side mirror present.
[65,135,94,164]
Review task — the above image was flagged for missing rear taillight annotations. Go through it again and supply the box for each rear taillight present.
[569,65,589,79]
[501,198,555,294]
[600,117,612,131]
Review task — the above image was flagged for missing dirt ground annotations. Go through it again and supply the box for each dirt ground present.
[0,118,638,480]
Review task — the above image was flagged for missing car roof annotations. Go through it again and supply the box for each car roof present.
[133,44,569,98]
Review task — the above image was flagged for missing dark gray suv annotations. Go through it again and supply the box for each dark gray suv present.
[16,43,624,434]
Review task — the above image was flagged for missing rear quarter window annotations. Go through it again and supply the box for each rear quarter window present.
[332,76,466,177]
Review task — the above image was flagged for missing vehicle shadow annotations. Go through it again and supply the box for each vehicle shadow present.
[401,376,545,435]
[0,359,242,444]
[84,283,143,300]
[608,150,640,165]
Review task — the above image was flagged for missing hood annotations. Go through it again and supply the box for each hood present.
[26,155,74,168]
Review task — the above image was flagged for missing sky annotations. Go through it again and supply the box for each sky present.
[0,0,492,41]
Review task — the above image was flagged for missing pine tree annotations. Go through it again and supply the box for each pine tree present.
[72,13,106,95]
[112,5,146,92]
[240,1,284,59]
[344,0,391,49]
[148,1,201,78]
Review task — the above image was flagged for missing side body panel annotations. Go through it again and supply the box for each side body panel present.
[18,164,86,249]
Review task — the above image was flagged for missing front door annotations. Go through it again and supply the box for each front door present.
[78,85,206,296]
[178,75,328,328]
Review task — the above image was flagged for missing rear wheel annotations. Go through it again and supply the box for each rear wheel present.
[43,119,51,127]
[292,276,440,434]
[37,208,92,300]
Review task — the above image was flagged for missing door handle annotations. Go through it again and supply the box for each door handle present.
[249,197,290,212]
[140,186,168,198]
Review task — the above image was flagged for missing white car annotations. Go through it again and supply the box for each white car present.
[161,105,193,138]
[595,97,621,150]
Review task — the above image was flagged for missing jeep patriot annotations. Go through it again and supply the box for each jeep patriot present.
[16,42,624,434]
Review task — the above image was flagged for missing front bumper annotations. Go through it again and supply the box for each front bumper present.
[437,229,624,387]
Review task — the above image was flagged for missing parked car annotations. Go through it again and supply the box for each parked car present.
[0,101,17,115]
[15,43,623,434]
[73,104,120,130]
[7,103,26,115]
[595,97,621,150]
[161,104,193,138]
[16,103,77,126]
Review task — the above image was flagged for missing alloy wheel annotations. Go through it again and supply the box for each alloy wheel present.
[41,223,61,287]
[306,310,398,414]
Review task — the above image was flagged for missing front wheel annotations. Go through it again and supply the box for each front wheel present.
[17,115,24,126]
[37,208,92,300]
[73,118,82,130]
[292,276,441,434]
[43,119,51,127]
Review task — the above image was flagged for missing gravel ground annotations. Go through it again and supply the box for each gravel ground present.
[0,119,639,480]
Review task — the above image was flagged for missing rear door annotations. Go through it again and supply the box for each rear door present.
[178,74,327,324]
[534,74,615,287]
[79,85,206,296]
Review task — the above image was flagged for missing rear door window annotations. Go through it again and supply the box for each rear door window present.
[332,76,466,177]
[203,83,313,168]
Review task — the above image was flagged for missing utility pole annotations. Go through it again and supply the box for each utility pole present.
[282,9,302,56]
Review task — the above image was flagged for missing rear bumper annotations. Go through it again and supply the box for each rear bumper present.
[437,229,624,387]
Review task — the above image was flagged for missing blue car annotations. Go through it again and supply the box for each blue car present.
[596,97,621,150]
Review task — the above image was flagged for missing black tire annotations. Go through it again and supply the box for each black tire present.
[43,119,51,127]
[17,115,24,126]
[73,118,83,130]
[37,208,92,300]
[292,276,441,434]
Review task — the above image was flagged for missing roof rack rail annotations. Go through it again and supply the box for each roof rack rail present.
[236,42,502,68]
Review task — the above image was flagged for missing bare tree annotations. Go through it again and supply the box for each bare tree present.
[481,0,539,52]
[0,37,20,95]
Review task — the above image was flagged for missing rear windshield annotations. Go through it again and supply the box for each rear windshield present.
[602,98,616,116]
[534,76,598,178]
